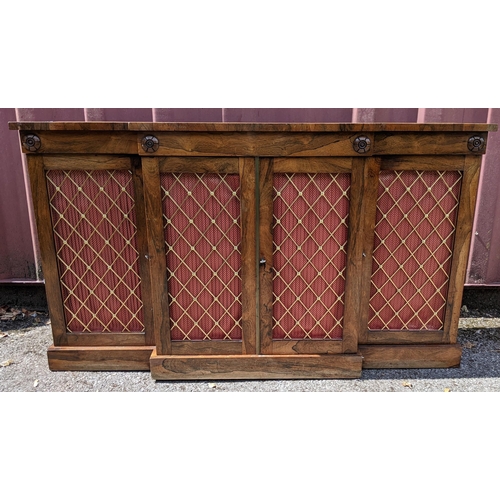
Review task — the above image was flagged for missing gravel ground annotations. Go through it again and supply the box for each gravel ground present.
[1,290,500,391]
[3,292,500,500]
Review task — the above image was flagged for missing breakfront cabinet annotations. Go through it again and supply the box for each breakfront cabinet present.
[10,122,496,379]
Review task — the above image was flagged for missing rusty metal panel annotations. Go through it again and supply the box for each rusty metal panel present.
[0,108,39,281]
[417,108,488,123]
[224,108,353,122]
[2,108,500,286]
[414,108,498,285]
[353,108,419,122]
[5,109,89,281]
[153,109,223,121]
[468,108,500,284]
[85,108,153,121]
[16,108,85,121]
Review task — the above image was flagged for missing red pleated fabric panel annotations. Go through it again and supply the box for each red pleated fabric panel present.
[46,170,144,333]
[369,170,462,330]
[161,173,242,341]
[272,173,350,340]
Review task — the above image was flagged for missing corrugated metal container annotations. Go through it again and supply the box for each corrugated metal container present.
[1,108,499,285]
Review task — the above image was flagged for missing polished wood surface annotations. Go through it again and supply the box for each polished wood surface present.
[150,351,363,380]
[14,122,494,376]
[344,157,380,349]
[132,157,155,346]
[240,157,257,355]
[359,344,462,369]
[26,155,67,345]
[10,122,497,132]
[48,345,152,371]
[443,155,483,343]
[142,157,171,355]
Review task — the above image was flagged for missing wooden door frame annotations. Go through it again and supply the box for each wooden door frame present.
[258,156,380,355]
[27,154,153,348]
[360,154,482,346]
[147,156,257,356]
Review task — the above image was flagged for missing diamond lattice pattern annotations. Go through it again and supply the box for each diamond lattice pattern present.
[273,173,350,340]
[46,170,144,333]
[161,173,242,341]
[368,170,462,330]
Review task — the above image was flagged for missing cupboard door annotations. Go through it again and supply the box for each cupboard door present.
[259,157,379,354]
[26,155,152,347]
[147,157,256,355]
[361,155,479,346]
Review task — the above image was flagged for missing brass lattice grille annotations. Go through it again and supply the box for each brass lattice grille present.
[161,173,242,341]
[46,170,144,333]
[368,170,462,330]
[272,173,350,340]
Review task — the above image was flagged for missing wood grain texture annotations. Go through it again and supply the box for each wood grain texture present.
[42,155,132,170]
[20,131,138,154]
[272,157,353,173]
[10,122,497,133]
[11,122,132,131]
[132,158,155,345]
[443,155,483,343]
[267,340,343,355]
[360,344,461,369]
[144,132,362,157]
[258,158,274,354]
[381,155,467,171]
[48,345,152,371]
[364,330,446,344]
[171,341,242,355]
[240,157,257,354]
[13,122,494,376]
[344,157,381,349]
[150,351,363,380]
[158,156,239,173]
[373,133,488,156]
[66,333,146,346]
[141,157,171,355]
[26,155,67,345]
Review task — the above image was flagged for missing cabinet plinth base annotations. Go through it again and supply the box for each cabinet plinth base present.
[46,344,462,375]
[48,345,153,371]
[359,344,462,369]
[149,350,363,380]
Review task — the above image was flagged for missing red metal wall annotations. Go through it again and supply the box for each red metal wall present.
[1,108,498,285]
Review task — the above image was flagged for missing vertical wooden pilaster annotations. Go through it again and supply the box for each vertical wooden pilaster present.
[443,155,483,342]
[141,157,171,355]
[132,157,154,345]
[345,156,381,347]
[26,154,68,345]
[240,157,257,354]
[258,158,274,354]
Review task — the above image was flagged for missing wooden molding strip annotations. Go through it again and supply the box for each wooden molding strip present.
[364,330,446,344]
[10,122,497,133]
[66,333,147,346]
[359,344,461,369]
[150,351,363,380]
[48,346,153,371]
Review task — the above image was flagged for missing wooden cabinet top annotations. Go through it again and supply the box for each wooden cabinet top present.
[9,122,498,132]
[10,122,497,157]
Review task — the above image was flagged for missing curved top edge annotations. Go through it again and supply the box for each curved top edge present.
[8,121,498,132]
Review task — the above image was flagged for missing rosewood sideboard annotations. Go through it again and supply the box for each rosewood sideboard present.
[9,122,497,379]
